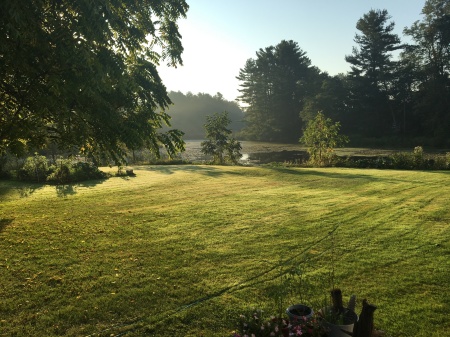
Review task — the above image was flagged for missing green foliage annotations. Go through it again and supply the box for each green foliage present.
[0,0,188,164]
[17,156,106,183]
[201,112,242,165]
[345,9,403,137]
[237,40,316,142]
[334,147,450,170]
[300,112,349,166]
[300,75,350,126]
[402,0,450,142]
[47,159,72,184]
[46,161,107,184]
[18,154,49,182]
[234,5,450,147]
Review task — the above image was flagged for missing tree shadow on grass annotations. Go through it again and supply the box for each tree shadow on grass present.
[133,164,387,181]
[0,181,45,199]
[55,184,77,198]
[0,218,13,233]
[267,166,385,182]
[54,178,107,197]
[13,183,43,198]
[133,164,237,177]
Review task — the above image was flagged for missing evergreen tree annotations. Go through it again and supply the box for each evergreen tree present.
[300,73,351,132]
[345,9,403,137]
[237,40,314,142]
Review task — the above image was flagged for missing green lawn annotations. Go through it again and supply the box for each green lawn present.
[0,165,449,336]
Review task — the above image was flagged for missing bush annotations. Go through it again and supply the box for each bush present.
[46,159,73,184]
[300,112,349,167]
[15,156,107,183]
[332,147,450,171]
[70,162,107,182]
[390,152,415,170]
[17,154,49,182]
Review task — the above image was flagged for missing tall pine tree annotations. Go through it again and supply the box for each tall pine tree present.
[345,9,403,137]
[237,40,314,142]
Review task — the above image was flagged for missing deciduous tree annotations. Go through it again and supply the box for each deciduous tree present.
[300,112,349,166]
[201,112,242,165]
[403,0,450,143]
[0,0,188,163]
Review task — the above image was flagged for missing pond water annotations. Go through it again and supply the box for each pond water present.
[181,140,309,165]
[179,140,402,165]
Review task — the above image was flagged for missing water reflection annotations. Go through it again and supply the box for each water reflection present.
[182,140,308,165]
[245,150,308,164]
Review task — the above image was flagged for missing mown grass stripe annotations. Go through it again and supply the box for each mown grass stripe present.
[0,166,449,336]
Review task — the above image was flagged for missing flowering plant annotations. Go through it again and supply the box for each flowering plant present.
[231,310,289,337]
[231,309,325,337]
[288,314,325,336]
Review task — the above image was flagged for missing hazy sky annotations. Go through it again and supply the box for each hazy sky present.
[157,0,426,102]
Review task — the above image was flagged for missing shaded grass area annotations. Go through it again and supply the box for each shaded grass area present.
[0,165,449,336]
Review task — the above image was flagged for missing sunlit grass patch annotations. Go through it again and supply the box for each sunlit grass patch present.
[0,165,449,336]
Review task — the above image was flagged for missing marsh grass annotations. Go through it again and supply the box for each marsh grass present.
[0,165,449,336]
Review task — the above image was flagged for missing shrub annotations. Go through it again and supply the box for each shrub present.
[332,147,450,171]
[18,154,49,182]
[300,112,349,167]
[46,159,73,184]
[16,156,106,184]
[390,152,415,170]
[70,162,106,182]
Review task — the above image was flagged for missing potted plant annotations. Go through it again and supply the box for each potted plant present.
[319,289,358,337]
[286,303,314,323]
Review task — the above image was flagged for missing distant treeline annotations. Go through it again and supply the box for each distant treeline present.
[236,1,450,148]
[164,91,244,139]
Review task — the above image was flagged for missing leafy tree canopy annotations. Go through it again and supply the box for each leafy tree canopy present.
[402,0,450,141]
[201,112,242,165]
[0,0,188,163]
[300,112,349,166]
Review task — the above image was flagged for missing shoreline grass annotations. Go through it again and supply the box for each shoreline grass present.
[1,165,449,336]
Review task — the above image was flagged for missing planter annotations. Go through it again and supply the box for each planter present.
[320,306,358,337]
[286,304,314,324]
